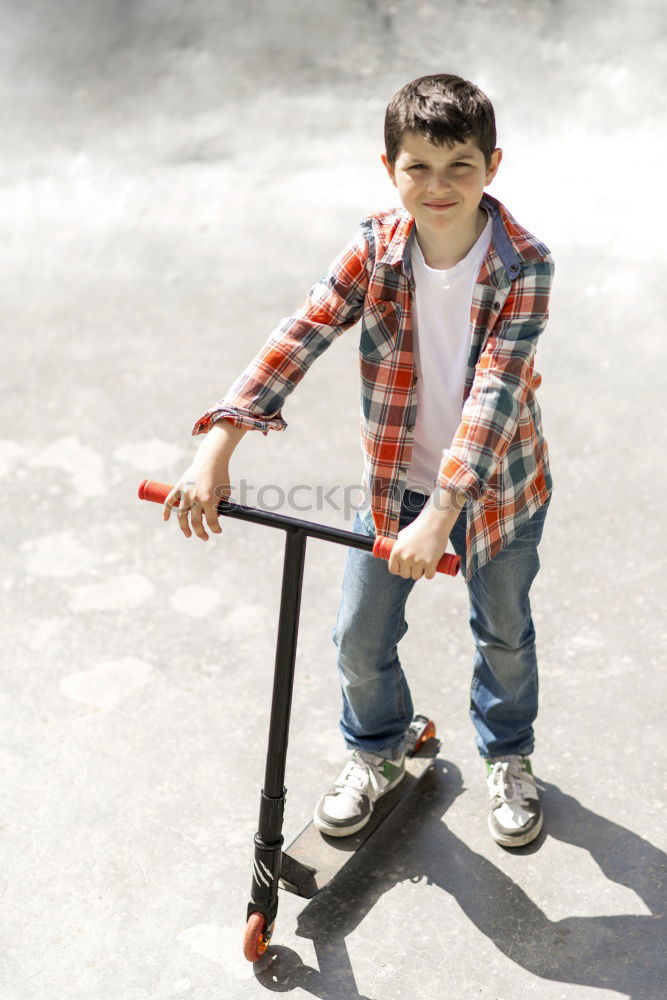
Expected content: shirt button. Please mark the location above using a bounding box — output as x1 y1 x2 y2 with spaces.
493 301 501 311
377 303 386 313
413 374 419 384
389 513 399 521
407 423 415 432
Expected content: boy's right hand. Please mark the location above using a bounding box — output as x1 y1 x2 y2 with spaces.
163 458 231 540
163 425 239 541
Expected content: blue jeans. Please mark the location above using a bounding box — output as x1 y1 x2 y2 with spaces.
331 489 551 760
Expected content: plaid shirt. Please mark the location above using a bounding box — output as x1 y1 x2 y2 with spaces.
192 192 554 581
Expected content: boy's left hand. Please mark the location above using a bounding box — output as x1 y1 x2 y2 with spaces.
387 505 454 580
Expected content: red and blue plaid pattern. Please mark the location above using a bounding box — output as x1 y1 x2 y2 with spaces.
192 192 554 580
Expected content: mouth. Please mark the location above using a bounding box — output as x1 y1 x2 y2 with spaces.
423 201 457 210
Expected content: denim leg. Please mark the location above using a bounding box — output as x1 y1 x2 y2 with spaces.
332 491 430 760
448 498 551 759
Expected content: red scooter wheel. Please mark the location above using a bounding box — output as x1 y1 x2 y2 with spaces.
243 912 272 962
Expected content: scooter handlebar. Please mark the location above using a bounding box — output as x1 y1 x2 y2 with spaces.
138 478 460 577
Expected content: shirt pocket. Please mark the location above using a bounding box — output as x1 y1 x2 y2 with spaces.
359 298 400 362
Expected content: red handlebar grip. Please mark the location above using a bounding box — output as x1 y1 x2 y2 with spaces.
138 479 174 504
372 536 460 577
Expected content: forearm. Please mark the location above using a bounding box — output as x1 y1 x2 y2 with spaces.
420 484 467 537
201 419 249 459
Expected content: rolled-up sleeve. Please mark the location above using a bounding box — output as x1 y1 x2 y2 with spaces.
191 225 371 437
436 254 555 499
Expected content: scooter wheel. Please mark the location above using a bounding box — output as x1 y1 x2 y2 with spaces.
243 912 272 962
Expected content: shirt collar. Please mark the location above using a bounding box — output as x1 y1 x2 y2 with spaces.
377 192 523 284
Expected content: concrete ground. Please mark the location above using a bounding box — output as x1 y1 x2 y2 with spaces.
2 1 665 998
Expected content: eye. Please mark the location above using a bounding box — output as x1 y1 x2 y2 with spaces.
408 164 427 170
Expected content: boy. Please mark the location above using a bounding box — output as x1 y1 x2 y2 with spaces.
163 74 554 848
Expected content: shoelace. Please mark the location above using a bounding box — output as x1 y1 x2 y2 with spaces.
489 758 535 806
333 751 382 801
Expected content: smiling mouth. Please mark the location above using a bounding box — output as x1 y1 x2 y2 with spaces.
423 201 457 208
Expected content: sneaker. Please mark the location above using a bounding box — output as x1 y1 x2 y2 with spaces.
313 750 405 837
486 755 543 847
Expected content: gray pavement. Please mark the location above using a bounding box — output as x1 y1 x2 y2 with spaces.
2 2 665 998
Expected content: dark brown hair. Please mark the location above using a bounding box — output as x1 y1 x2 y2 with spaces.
384 74 497 168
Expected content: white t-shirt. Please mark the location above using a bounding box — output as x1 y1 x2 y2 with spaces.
405 215 493 493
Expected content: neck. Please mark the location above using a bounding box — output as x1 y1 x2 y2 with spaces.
416 207 488 270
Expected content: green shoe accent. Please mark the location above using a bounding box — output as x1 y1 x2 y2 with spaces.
485 755 533 775
378 758 403 781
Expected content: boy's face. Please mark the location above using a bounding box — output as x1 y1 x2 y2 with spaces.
381 131 502 240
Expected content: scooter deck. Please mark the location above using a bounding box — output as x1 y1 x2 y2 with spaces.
279 736 440 899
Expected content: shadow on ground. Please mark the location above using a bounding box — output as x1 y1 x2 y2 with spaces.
252 761 666 999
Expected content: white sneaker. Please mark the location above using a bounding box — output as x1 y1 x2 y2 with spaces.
486 755 543 847
313 750 405 837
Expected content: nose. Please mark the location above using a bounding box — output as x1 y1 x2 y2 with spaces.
425 171 453 195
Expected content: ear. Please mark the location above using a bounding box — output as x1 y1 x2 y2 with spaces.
381 152 397 187
485 148 503 186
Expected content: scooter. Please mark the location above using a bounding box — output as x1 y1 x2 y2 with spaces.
138 480 460 961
